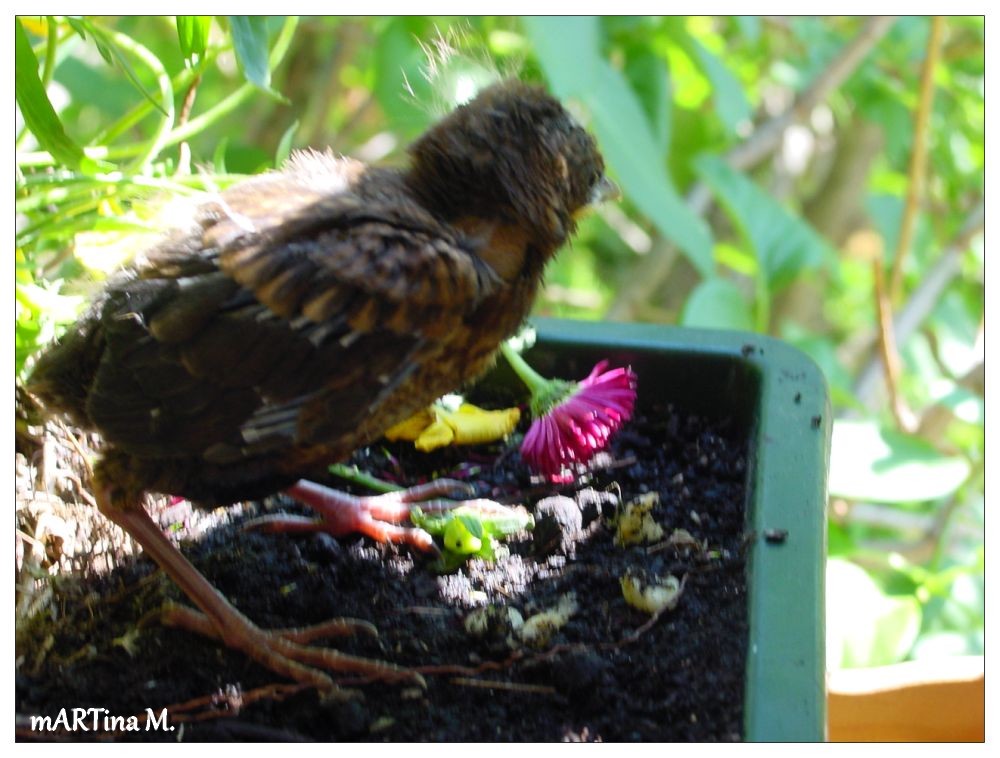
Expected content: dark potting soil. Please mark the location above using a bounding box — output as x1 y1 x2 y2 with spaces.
15 395 750 742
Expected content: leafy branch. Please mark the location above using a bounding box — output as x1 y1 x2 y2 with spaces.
608 16 897 320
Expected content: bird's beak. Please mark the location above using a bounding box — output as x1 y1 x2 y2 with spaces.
590 175 621 205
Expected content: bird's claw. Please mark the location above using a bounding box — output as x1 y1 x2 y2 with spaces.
241 478 481 552
159 601 423 693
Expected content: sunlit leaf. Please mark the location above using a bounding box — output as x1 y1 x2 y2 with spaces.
212 137 229 174
177 16 211 66
829 419 971 503
681 278 753 330
827 558 922 668
713 240 757 276
229 16 285 100
663 43 711 109
65 17 112 63
15 282 85 322
933 385 984 425
67 18 168 116
928 290 982 376
675 32 752 134
74 229 157 274
14 20 90 171
274 120 299 168
911 631 983 659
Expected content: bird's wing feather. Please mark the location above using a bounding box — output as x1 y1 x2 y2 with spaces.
83 165 499 462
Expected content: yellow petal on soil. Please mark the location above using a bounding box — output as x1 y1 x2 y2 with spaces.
621 573 683 615
614 492 665 546
385 404 520 450
413 417 456 452
444 404 520 445
384 408 436 441
519 593 577 648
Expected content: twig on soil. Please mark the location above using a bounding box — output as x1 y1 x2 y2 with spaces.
450 677 558 695
138 682 309 724
399 605 457 617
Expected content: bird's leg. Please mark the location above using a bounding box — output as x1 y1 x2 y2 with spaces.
247 478 494 551
96 489 422 693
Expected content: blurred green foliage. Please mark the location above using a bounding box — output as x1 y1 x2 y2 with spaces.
15 15 984 669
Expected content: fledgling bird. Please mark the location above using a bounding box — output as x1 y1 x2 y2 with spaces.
28 80 617 692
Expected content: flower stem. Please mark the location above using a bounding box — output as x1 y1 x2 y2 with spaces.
328 463 401 493
499 341 550 395
500 341 575 418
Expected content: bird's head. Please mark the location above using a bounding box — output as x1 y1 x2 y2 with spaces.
407 80 617 250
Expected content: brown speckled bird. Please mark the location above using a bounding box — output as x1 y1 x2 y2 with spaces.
28 80 617 692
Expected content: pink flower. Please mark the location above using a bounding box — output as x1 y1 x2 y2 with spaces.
519 361 637 482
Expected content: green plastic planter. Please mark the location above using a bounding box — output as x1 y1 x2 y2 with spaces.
513 317 830 742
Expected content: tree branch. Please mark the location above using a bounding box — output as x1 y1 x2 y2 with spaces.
608 16 897 321
888 16 945 303
873 258 914 431
854 201 984 408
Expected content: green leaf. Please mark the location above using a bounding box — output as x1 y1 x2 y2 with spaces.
228 16 285 100
694 154 831 290
588 62 714 276
372 18 433 137
680 278 753 330
177 16 211 65
623 47 672 152
829 419 971 503
15 282 85 323
522 16 602 94
827 558 922 668
274 120 299 168
524 17 714 276
68 18 168 116
677 34 752 135
928 290 982 376
733 16 761 42
14 20 89 171
212 137 229 173
65 17 112 63
457 514 485 540
933 385 984 426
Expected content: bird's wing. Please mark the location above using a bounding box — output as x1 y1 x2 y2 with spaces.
84 164 500 462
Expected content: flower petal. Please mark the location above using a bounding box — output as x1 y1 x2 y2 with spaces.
520 361 638 481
